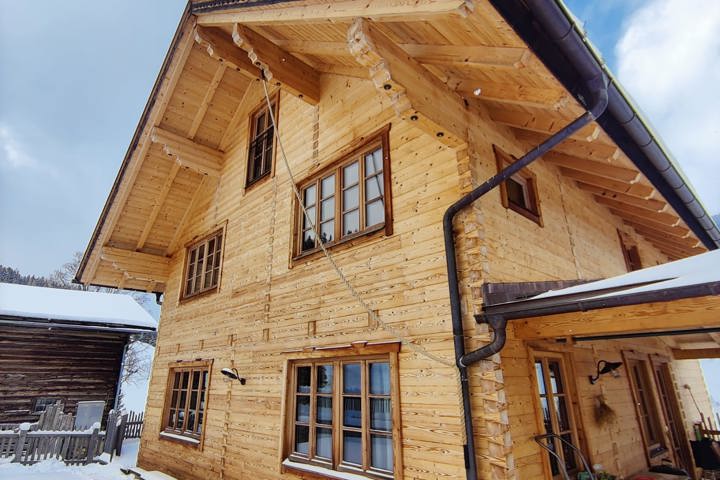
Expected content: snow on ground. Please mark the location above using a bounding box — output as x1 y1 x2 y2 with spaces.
120 342 155 412
0 439 174 480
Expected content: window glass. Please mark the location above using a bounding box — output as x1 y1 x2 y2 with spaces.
164 364 210 441
184 231 223 298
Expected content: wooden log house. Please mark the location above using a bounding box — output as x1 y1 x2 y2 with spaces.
76 1 720 479
0 283 156 424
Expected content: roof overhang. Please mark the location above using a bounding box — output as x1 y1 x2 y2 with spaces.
0 314 156 335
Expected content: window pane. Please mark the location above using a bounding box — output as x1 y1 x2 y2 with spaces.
182 372 190 389
561 433 578 471
196 412 203 434
317 365 333 393
297 366 311 393
371 434 393 471
548 361 564 394
506 177 527 208
343 397 362 428
371 398 392 431
320 221 334 244
171 390 178 407
316 427 332 459
343 431 362 465
317 397 332 425
540 397 552 433
169 409 176 428
321 197 335 221
302 230 316 251
173 372 181 389
343 210 359 236
187 410 196 432
295 425 309 455
321 175 335 198
535 362 546 395
343 185 359 210
366 199 384 227
304 185 316 207
303 207 316 230
343 364 361 394
554 396 570 431
369 362 390 395
190 391 198 410
343 161 359 187
177 409 185 429
365 149 382 175
296 395 310 423
365 174 384 200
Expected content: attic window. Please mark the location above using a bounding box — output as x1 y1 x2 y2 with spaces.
495 146 542 226
246 93 279 188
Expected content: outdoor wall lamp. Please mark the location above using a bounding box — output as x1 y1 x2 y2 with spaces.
221 367 246 385
589 360 623 384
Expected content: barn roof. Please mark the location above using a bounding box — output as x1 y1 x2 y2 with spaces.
0 283 157 333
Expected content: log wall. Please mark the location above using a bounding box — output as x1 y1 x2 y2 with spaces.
0 325 126 424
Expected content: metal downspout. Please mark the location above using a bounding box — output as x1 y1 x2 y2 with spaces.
443 75 608 480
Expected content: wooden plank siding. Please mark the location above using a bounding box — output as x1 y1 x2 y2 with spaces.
0 326 127 424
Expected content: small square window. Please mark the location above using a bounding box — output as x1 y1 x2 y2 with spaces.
182 229 224 300
246 94 279 187
495 145 542 226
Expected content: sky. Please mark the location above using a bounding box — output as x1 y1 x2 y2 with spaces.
0 1 718 410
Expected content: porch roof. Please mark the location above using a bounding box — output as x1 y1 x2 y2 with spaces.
481 250 720 358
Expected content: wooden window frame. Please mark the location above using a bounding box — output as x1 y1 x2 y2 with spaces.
180 227 225 302
281 344 402 480
617 230 642 272
530 350 585 480
245 92 280 189
622 351 668 462
32 397 62 414
159 359 213 449
292 125 393 260
494 145 543 226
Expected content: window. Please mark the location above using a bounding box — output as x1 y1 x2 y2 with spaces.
295 127 392 257
284 353 400 479
246 94 279 187
618 230 642 271
182 229 223 299
533 354 582 479
627 358 666 457
161 361 211 445
495 145 542 226
33 397 61 414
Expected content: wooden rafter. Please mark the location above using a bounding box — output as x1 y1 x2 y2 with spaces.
579 183 667 212
83 18 197 285
560 168 655 198
458 80 569 109
166 176 211 256
196 0 474 26
609 209 691 238
489 109 601 143
136 162 181 251
672 348 720 360
545 151 640 183
151 126 223 178
594 196 680 226
188 64 226 139
625 222 701 250
195 25 260 78
347 17 516 150
100 246 171 283
515 129 620 162
232 24 320 104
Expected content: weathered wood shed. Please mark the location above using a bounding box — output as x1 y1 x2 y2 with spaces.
0 283 156 424
75 1 720 479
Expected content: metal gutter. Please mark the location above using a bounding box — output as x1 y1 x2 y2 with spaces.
191 0 297 14
488 0 720 250
0 315 156 334
74 2 193 289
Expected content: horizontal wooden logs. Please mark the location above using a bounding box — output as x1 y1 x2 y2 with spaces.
100 246 172 281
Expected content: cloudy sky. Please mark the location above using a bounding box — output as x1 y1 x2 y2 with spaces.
0 1 718 405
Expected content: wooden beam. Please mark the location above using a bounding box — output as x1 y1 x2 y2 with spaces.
594 196 680 226
188 64 226 139
196 0 474 26
625 222 701 250
136 161 181 251
83 18 197 285
315 63 369 79
515 129 620 162
151 126 223 177
609 209 691 238
560 168 655 198
489 108 601 143
458 80 568 109
166 176 210 256
672 348 720 360
347 17 516 150
195 25 260 78
512 295 720 340
544 151 640 183
232 24 321 104
580 183 667 212
100 246 171 283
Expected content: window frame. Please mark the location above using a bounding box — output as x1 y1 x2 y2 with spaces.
618 230 642 272
32 397 62 414
159 359 213 448
494 145 543 226
281 344 402 480
245 92 280 189
180 228 225 301
292 125 393 261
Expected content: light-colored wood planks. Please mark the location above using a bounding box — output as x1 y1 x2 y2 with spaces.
151 126 224 177
188 64 226 138
672 348 720 360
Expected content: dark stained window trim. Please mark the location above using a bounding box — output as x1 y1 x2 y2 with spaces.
494 145 543 227
245 92 280 189
180 227 225 302
292 125 393 261
618 230 643 272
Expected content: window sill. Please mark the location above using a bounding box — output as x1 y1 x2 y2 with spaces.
282 459 391 480
159 431 200 447
179 285 218 304
292 224 386 265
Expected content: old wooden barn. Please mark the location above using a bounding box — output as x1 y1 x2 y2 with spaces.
0 283 156 424
76 0 720 479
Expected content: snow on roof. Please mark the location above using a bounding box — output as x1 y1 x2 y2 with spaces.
533 249 720 302
0 283 157 330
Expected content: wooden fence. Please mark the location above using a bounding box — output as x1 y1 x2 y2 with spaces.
124 411 144 439
0 425 104 465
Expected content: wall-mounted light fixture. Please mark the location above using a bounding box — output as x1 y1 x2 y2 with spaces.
221 367 246 385
589 360 623 385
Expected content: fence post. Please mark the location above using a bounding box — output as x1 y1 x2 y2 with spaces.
116 414 128 456
86 424 100 465
14 423 29 463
